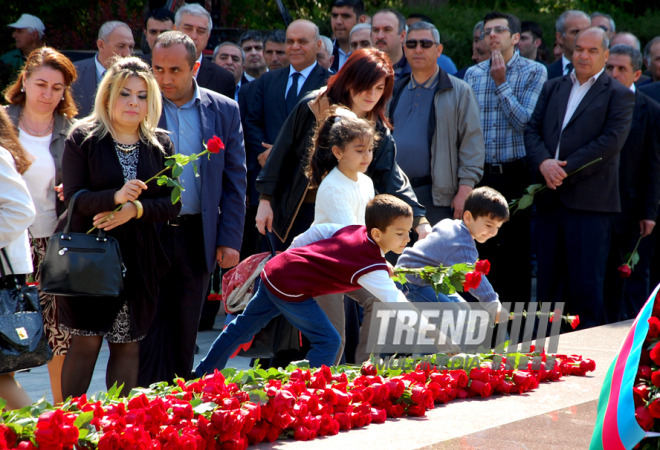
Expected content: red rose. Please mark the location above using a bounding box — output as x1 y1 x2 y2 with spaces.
469 380 492 398
475 259 490 275
272 389 296 410
650 342 660 365
206 136 225 154
410 385 434 407
650 398 660 419
386 379 405 399
652 371 660 388
361 363 378 376
638 365 652 382
406 404 426 417
370 407 387 423
634 384 651 407
207 293 222 301
570 315 580 330
618 264 632 278
636 406 655 431
293 426 317 441
463 271 482 291
16 442 36 450
649 317 660 340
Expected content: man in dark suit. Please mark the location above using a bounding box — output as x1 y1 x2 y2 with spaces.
172 3 234 99
71 21 134 117
546 10 591 79
640 80 660 104
639 37 660 87
602 45 660 323
245 19 330 178
139 31 246 386
525 27 635 329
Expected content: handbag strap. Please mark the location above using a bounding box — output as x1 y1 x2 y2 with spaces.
62 189 89 236
0 247 21 291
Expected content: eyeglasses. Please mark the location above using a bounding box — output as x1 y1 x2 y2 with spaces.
481 26 511 38
405 39 437 49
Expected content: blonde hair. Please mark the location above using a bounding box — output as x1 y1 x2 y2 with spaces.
70 56 163 150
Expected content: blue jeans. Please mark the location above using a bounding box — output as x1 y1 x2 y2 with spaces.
195 284 341 374
397 282 465 303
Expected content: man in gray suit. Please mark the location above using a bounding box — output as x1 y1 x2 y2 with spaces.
70 21 134 118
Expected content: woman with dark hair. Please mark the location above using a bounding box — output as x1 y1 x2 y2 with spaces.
254 48 430 365
3 47 78 404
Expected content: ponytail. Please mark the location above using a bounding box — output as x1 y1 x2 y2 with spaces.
305 106 377 188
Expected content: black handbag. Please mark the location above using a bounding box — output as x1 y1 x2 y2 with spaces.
41 190 126 297
236 233 302 359
0 248 53 374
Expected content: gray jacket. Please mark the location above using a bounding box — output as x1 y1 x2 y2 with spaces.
6 103 73 216
390 68 485 206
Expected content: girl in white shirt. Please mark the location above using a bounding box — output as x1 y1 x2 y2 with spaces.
304 107 379 365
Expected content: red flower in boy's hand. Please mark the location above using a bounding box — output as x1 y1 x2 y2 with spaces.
475 259 490 275
463 271 482 291
618 264 632 278
207 136 225 154
569 315 580 330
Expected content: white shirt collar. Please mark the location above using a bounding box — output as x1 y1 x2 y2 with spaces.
94 54 106 80
630 82 636 93
243 72 255 82
570 67 605 86
289 61 317 79
562 54 572 72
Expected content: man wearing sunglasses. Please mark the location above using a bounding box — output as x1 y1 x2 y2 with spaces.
464 12 547 307
389 21 485 226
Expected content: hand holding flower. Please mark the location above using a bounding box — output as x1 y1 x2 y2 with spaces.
114 179 147 205
93 203 137 231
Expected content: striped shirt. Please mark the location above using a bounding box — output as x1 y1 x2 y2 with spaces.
464 51 547 164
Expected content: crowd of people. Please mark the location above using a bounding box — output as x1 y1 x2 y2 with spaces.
0 0 659 407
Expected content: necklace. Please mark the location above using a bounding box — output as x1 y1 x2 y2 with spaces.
114 140 140 153
19 110 54 137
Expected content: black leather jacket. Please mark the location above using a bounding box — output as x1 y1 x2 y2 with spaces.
256 89 426 242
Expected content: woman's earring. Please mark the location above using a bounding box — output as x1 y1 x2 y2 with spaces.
20 86 25 92
61 97 65 101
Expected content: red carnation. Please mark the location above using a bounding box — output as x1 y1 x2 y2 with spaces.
207 136 225 154
475 259 490 275
463 271 482 291
618 264 632 278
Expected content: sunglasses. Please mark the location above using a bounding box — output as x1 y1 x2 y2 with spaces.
405 39 437 49
481 26 511 38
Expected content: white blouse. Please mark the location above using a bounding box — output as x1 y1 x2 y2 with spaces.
19 129 57 238
0 146 36 275
314 167 375 226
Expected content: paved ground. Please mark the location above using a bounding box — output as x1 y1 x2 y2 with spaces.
14 314 250 404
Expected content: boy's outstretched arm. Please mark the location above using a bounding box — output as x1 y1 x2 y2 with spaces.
357 271 409 303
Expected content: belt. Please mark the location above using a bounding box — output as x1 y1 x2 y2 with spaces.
166 214 201 227
485 158 527 175
410 175 432 188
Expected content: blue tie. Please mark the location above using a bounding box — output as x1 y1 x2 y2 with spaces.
286 72 301 115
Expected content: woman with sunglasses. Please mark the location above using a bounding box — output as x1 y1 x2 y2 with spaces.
254 48 429 366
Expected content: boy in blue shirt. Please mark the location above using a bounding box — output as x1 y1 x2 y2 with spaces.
396 186 508 307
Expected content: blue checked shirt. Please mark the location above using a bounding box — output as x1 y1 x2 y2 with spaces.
464 51 547 164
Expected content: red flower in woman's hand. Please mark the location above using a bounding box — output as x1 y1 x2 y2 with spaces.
207 136 225 153
475 260 490 275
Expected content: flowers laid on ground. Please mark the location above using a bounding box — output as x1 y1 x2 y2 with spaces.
393 259 490 295
510 309 580 330
633 297 660 433
0 350 595 450
87 136 225 234
508 158 603 215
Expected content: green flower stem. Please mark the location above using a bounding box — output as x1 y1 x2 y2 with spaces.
85 149 211 234
625 234 644 266
509 157 603 212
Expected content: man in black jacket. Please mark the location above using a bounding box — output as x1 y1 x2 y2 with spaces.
173 3 234 99
602 45 660 322
525 27 635 329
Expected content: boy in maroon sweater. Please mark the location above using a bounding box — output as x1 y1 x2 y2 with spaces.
194 195 413 374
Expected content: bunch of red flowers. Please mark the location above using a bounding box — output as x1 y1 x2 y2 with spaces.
0 352 595 450
463 259 491 291
633 300 660 431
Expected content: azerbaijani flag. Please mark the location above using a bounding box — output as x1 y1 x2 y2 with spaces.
590 284 660 449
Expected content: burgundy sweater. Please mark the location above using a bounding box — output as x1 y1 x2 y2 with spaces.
261 225 387 301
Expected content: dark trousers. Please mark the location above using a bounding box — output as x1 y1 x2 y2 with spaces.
604 220 655 323
536 205 612 329
138 215 210 386
477 165 532 305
